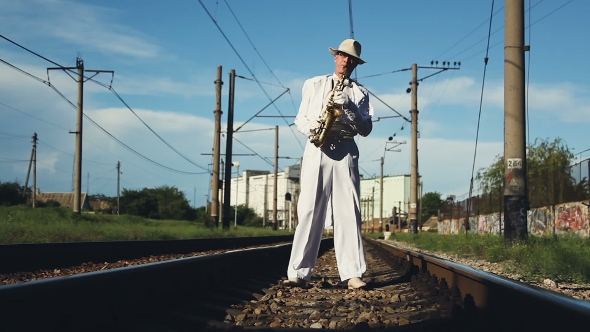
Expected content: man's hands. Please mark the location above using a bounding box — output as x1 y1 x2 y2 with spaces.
332 90 349 107
309 118 323 134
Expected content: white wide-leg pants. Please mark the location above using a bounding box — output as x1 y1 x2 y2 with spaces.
286 138 366 281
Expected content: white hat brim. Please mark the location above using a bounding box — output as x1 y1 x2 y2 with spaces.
329 47 365 64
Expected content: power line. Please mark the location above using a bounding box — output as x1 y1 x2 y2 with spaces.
433 5 505 60
197 0 304 151
453 0 573 63
467 0 496 220
0 54 204 176
0 101 70 131
39 140 112 166
1 33 208 172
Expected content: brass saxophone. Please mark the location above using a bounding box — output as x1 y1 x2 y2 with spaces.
309 70 351 148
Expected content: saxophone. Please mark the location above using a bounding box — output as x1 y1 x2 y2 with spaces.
309 70 351 148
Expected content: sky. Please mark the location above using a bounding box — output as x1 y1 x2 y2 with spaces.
1 0 588 208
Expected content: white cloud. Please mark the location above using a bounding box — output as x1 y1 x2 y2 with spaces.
1 0 160 59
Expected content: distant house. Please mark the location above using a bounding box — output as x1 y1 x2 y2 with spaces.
422 216 439 231
35 191 91 210
89 200 115 213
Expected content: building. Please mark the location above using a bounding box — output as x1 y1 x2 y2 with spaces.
227 163 300 229
35 190 91 210
359 174 413 232
226 159 414 231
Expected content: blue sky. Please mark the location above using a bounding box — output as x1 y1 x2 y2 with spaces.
1 0 588 207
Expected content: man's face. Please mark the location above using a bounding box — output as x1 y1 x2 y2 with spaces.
334 51 359 77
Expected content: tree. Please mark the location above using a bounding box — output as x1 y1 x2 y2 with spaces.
476 137 583 210
118 186 197 221
420 191 444 224
0 181 27 206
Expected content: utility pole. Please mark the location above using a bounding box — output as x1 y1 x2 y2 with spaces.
33 133 36 208
116 161 121 215
24 133 38 207
222 69 236 230
73 58 84 213
211 66 223 228
379 156 384 232
409 63 419 234
48 58 113 214
406 62 460 233
273 125 279 230
504 0 528 241
220 159 224 223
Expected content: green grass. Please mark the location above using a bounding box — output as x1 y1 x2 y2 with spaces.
383 231 590 284
0 205 292 244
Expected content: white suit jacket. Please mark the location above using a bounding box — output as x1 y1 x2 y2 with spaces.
294 74 374 138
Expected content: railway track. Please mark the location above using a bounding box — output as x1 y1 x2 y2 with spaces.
0 237 589 331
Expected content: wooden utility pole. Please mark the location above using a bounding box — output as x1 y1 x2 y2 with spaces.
24 133 37 207
409 63 419 234
116 161 121 215
48 58 113 214
504 0 528 241
211 66 223 228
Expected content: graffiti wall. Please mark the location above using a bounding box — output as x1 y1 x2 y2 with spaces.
438 200 590 237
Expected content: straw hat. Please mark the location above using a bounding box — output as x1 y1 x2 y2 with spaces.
329 39 365 64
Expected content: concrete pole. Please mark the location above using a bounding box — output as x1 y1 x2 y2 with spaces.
223 69 236 230
409 63 419 234
24 146 33 199
504 0 528 241
32 132 37 208
117 161 121 215
272 125 279 230
380 157 384 232
211 66 223 227
73 58 84 213
234 162 239 228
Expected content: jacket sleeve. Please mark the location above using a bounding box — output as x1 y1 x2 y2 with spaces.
347 86 373 137
294 79 316 137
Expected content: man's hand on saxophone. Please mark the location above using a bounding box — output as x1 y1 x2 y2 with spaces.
332 90 349 109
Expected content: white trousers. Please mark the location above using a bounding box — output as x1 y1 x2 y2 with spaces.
287 138 366 281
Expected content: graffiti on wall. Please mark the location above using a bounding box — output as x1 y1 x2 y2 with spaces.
438 200 589 237
554 202 589 236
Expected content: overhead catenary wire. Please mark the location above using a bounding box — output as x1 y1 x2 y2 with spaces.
198 0 304 151
455 0 574 64
0 56 204 176
466 0 495 220
0 33 209 173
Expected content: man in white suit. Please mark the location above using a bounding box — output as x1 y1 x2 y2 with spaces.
284 39 374 289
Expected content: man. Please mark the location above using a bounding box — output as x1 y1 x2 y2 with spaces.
284 39 374 289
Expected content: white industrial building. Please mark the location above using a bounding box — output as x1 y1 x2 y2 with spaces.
226 160 413 230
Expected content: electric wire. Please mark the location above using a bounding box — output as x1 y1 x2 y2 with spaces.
466 0 496 221
39 140 113 166
198 0 303 151
433 5 505 60
1 33 209 173
232 136 274 168
0 46 205 176
457 0 574 63
224 0 303 145
0 101 70 131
